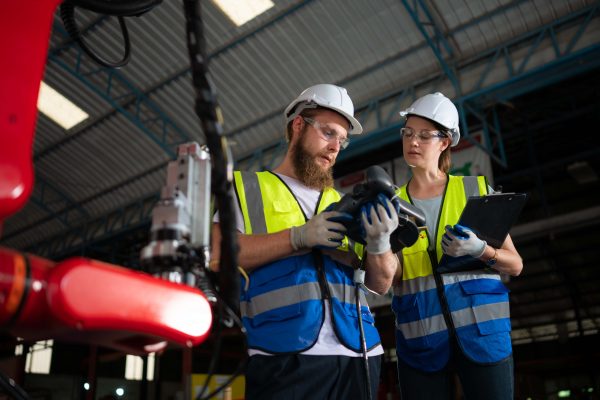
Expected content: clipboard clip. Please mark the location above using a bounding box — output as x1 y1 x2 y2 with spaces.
488 185 503 195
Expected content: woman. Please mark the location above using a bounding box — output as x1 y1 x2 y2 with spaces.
392 92 523 399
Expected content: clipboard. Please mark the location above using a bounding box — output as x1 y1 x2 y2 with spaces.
437 192 528 273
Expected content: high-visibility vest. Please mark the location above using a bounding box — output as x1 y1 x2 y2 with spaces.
392 175 512 372
234 171 380 353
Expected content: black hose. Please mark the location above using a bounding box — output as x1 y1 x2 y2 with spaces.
64 0 162 16
182 0 240 318
60 2 131 68
196 299 248 400
182 2 244 398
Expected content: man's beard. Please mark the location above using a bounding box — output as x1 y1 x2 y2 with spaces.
292 134 334 190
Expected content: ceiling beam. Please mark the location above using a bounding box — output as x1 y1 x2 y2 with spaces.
235 5 600 170
10 21 195 243
511 205 600 243
228 0 532 138
27 193 158 259
2 162 166 244
400 0 459 91
47 23 192 158
8 4 600 258
131 0 315 99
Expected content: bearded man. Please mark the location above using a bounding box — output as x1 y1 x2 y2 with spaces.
212 84 399 400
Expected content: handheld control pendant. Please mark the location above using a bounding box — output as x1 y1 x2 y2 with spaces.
331 166 426 252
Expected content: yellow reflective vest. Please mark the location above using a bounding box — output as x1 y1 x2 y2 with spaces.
234 171 380 353
392 175 512 372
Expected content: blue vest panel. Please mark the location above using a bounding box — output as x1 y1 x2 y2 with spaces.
235 171 381 354
392 175 512 371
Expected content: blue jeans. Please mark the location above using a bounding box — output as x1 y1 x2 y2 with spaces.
397 346 514 400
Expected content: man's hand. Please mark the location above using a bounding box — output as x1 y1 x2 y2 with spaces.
441 224 486 257
361 194 399 255
290 211 350 250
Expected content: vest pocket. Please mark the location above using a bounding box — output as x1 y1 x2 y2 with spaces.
338 299 374 324
459 278 509 295
331 299 378 350
458 278 510 302
248 262 297 289
458 279 511 336
246 260 302 328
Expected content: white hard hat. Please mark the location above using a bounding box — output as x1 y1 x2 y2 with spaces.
284 84 363 135
399 92 460 146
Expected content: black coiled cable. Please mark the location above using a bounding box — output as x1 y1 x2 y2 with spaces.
182 0 240 317
59 0 162 68
182 2 242 398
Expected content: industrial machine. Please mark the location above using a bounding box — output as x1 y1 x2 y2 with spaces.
0 1 241 398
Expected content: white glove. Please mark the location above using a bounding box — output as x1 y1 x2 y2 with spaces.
290 211 348 250
361 194 399 255
441 224 486 258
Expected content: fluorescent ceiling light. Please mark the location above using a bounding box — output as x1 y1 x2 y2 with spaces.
37 81 89 130
212 0 274 26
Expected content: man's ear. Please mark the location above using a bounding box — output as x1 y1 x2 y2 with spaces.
292 115 304 131
290 115 305 141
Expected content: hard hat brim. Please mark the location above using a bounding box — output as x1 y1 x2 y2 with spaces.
331 107 362 135
285 101 363 135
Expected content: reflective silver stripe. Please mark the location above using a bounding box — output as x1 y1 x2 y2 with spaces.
441 271 501 285
240 171 267 234
396 301 509 340
331 283 368 306
239 280 364 318
240 281 321 318
393 275 436 296
393 271 501 296
462 176 480 198
396 313 447 339
451 301 510 329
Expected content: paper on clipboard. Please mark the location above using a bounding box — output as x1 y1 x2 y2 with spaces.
437 192 527 273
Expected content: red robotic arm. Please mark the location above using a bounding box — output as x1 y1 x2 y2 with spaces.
0 2 60 226
0 247 212 354
0 1 212 355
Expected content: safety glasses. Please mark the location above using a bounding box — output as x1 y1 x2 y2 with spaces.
303 117 350 149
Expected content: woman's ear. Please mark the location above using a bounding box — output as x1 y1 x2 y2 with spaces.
440 138 450 152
